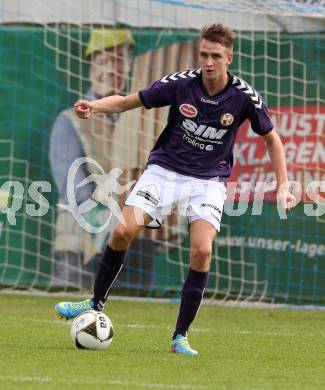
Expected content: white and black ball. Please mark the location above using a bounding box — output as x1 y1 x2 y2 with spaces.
70 310 114 350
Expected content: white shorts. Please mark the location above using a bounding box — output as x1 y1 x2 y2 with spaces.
125 164 227 232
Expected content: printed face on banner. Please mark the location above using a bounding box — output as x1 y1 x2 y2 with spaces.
89 44 131 97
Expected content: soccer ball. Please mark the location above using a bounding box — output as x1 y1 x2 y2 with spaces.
70 310 114 350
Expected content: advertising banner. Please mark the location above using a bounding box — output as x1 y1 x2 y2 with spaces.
0 27 324 304
231 106 325 201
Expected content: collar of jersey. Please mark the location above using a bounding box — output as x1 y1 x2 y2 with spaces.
198 71 234 99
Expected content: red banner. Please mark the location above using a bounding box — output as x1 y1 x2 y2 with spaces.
229 106 325 202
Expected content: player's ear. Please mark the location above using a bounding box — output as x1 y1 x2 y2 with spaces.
226 52 233 66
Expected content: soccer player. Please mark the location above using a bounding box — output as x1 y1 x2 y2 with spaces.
55 24 296 355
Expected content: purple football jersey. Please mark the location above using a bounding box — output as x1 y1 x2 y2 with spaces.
138 69 273 180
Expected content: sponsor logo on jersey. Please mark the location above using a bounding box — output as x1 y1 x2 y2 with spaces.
220 113 234 126
183 134 206 150
179 104 197 118
201 97 218 106
182 118 228 140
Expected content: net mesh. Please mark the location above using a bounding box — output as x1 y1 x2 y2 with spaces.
0 0 324 305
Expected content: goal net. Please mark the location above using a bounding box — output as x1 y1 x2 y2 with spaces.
0 0 324 306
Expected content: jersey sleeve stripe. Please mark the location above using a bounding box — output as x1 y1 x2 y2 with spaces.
232 75 263 109
160 68 201 83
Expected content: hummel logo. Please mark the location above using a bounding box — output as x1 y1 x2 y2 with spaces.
201 97 218 106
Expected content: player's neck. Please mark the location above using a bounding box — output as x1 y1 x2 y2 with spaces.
202 72 229 97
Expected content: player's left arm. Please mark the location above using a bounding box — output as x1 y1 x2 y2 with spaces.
263 129 296 210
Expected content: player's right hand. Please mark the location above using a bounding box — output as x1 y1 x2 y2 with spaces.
74 100 94 119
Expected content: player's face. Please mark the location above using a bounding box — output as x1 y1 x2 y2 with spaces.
199 39 233 82
90 44 131 97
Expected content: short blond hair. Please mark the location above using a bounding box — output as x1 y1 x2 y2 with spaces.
200 24 234 51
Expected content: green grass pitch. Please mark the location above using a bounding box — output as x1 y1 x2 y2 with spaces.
0 295 324 389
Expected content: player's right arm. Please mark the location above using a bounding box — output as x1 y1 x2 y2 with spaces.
74 93 143 119
75 70 179 119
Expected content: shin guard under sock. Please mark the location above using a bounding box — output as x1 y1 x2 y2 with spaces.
173 268 209 339
92 245 126 310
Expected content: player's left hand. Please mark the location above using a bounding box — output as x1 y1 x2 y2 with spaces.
277 186 296 212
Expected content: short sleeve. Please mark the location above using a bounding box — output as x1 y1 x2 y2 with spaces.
139 76 176 109
247 94 274 136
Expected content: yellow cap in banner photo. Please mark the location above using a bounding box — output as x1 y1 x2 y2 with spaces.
0 189 10 208
85 29 135 57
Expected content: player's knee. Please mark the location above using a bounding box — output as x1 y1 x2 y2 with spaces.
110 224 135 249
191 245 212 261
190 245 212 272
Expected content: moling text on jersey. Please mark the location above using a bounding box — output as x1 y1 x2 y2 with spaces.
181 118 229 151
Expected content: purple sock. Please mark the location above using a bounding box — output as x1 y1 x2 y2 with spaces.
173 268 209 339
92 245 126 310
